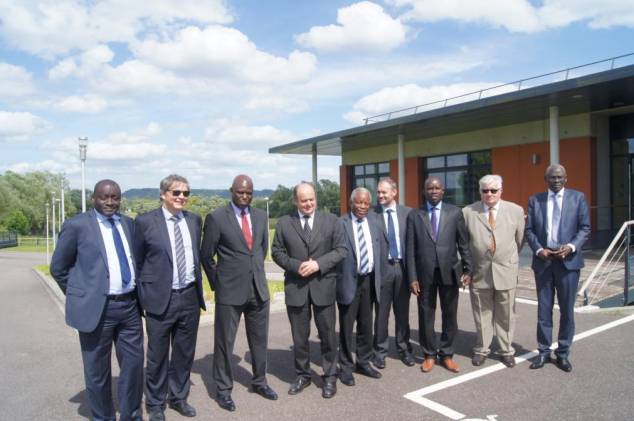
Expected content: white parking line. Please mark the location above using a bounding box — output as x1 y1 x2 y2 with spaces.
404 314 634 420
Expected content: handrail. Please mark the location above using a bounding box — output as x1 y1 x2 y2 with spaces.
577 220 634 298
364 52 634 125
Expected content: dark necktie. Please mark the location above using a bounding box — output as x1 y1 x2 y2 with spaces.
107 218 131 286
241 209 253 250
430 207 438 241
357 218 370 275
170 216 187 288
302 214 311 242
386 209 399 260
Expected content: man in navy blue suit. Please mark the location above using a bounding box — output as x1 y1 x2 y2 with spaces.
525 164 590 372
51 180 144 421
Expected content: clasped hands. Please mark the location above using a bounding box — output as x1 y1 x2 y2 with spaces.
410 274 472 296
298 258 319 277
538 245 573 261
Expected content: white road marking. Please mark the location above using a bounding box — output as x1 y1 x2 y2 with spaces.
404 314 634 419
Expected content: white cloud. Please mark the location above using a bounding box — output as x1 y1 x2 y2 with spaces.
295 1 407 53
0 111 49 140
389 0 634 32
0 0 233 58
54 95 108 113
204 120 296 149
48 45 114 80
0 63 35 98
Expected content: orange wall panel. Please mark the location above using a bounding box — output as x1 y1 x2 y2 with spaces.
405 157 422 208
339 165 350 215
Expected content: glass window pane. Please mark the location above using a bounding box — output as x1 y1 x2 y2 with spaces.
352 177 364 188
447 154 468 167
365 164 376 175
354 165 364 176
426 156 444 169
445 170 466 206
378 162 390 173
470 151 491 165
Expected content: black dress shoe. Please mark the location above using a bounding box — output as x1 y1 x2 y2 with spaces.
339 370 355 386
529 354 550 369
147 407 165 421
322 379 337 399
399 352 415 367
288 377 312 395
472 354 487 366
372 355 386 369
502 355 516 368
355 363 382 379
217 395 236 412
555 356 572 372
169 400 196 417
252 384 278 400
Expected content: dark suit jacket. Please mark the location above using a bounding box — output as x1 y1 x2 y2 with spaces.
336 212 383 305
200 204 269 305
525 188 591 275
374 204 411 283
50 209 136 333
134 208 205 315
406 202 472 286
271 211 347 307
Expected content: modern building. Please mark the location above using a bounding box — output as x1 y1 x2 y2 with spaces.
270 54 634 241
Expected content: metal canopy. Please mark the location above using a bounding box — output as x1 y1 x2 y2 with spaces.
269 64 634 156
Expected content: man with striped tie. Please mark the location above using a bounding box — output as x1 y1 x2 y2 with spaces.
336 187 383 386
135 174 206 421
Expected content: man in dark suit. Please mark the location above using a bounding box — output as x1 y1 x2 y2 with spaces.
525 164 590 372
372 177 414 369
50 180 143 421
271 182 347 398
134 174 206 420
336 187 383 386
406 176 472 374
200 174 278 411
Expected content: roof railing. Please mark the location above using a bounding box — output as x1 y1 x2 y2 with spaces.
364 52 634 125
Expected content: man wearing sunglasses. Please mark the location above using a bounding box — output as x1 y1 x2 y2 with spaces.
462 175 525 368
134 174 206 421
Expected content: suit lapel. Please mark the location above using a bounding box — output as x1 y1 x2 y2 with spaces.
419 209 435 242
155 208 173 264
309 212 322 247
90 209 109 269
225 204 250 250
476 202 492 232
184 212 199 265
290 212 308 246
343 214 357 260
118 216 136 268
374 206 389 241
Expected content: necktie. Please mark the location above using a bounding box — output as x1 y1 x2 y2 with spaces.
170 216 187 288
357 218 370 275
107 218 131 286
551 194 561 247
302 214 311 242
241 209 253 250
386 209 399 260
431 207 438 241
488 207 496 254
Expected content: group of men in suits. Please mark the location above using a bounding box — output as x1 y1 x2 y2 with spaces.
49 163 589 419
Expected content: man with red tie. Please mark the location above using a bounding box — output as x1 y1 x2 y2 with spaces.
201 174 278 412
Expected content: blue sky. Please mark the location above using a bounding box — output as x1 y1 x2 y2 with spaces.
1 0 633 190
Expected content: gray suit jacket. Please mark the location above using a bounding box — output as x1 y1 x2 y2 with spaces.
406 202 472 287
463 200 525 290
336 212 383 305
374 204 411 283
200 204 269 305
271 211 347 306
50 209 136 332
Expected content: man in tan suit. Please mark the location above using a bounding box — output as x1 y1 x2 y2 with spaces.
463 174 525 368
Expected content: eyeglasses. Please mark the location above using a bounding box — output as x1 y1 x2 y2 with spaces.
481 189 500 194
169 190 190 197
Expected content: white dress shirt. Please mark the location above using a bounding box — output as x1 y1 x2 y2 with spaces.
382 204 401 259
350 212 374 274
95 211 136 294
231 202 253 236
162 207 195 289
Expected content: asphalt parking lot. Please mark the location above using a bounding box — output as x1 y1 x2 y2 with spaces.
2 250 633 421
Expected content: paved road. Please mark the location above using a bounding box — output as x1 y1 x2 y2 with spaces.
1 250 633 420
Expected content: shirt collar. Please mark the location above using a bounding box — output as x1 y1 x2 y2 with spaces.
350 212 365 222
298 210 314 219
382 203 397 212
483 201 499 212
549 187 565 198
95 210 120 222
426 201 442 211
161 206 183 220
231 202 249 216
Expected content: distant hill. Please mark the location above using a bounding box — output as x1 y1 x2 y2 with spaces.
123 188 274 199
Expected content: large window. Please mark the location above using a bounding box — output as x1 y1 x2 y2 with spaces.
424 151 491 206
352 162 390 203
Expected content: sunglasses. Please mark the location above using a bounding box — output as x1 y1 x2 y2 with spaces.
169 190 190 197
481 189 500 194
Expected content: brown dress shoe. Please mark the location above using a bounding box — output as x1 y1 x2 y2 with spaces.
421 357 436 373
442 357 460 373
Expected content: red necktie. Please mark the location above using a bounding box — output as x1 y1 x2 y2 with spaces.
241 210 253 250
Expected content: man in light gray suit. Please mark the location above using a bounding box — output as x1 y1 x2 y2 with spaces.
372 177 414 369
463 174 525 368
272 182 347 399
200 174 278 412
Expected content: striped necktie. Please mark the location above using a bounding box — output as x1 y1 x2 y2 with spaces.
170 216 187 288
357 218 370 275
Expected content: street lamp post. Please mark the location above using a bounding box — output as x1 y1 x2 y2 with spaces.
51 192 56 249
45 203 50 264
264 197 270 235
56 198 62 230
78 137 88 212
60 175 65 224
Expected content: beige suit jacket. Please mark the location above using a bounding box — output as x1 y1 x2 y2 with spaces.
463 200 525 290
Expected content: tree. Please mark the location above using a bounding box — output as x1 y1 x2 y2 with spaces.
267 185 294 218
316 179 340 215
4 209 31 235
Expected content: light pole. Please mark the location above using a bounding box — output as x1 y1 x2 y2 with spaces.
56 198 62 229
264 197 270 235
78 137 88 212
60 175 65 224
51 192 56 249
45 202 50 264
